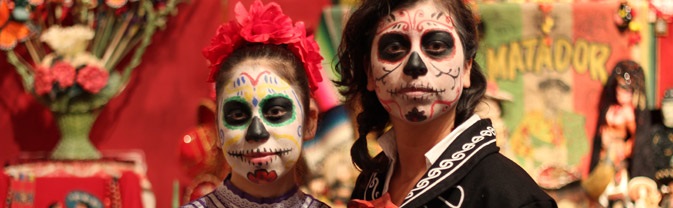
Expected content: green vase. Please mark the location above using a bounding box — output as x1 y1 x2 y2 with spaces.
50 112 102 160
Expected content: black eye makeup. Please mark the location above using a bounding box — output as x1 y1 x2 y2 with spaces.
421 31 454 58
378 33 410 62
223 99 251 127
261 96 294 124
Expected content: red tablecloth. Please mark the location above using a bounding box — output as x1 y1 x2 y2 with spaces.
1 160 147 208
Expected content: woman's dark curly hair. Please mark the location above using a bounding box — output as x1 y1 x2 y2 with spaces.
335 0 486 172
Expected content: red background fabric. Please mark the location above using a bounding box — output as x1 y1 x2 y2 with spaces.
0 0 329 207
34 177 109 208
658 21 673 107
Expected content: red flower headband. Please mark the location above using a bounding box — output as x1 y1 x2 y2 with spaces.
202 0 323 93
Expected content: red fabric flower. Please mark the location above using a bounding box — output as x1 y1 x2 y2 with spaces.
234 0 298 44
51 61 76 88
287 21 323 92
203 21 242 82
202 0 323 93
34 66 54 95
76 65 109 94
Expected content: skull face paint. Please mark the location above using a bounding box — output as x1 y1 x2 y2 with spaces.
218 62 304 184
369 1 470 123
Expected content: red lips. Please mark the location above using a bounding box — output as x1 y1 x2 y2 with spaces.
398 87 435 93
247 169 278 183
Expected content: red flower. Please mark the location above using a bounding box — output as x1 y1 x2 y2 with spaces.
202 0 323 93
76 65 109 94
51 61 76 88
288 21 323 92
234 0 298 44
203 21 242 82
538 3 552 14
628 32 641 46
34 66 54 95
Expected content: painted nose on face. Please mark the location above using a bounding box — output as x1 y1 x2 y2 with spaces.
246 117 270 142
403 52 428 79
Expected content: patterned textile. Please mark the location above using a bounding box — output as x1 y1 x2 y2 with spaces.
182 177 330 208
2 158 148 208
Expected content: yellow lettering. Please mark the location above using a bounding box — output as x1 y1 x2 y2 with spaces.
553 38 572 73
589 43 610 83
484 37 612 82
508 41 525 78
535 38 553 73
572 40 589 74
521 38 538 71
486 46 509 80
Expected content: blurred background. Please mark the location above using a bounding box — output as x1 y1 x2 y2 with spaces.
1 0 672 207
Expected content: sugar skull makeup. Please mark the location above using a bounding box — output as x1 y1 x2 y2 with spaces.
369 1 470 123
217 62 304 184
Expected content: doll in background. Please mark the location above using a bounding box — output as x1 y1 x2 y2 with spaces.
336 0 555 207
585 60 653 207
181 1 329 207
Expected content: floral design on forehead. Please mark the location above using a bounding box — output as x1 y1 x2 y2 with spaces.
202 0 323 93
369 2 468 123
377 8 455 34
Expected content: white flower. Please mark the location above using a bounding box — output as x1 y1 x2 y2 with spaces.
40 25 95 58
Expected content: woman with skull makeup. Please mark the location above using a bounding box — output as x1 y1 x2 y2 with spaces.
336 0 556 207
181 1 329 207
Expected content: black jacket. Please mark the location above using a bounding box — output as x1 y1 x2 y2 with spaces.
351 119 557 208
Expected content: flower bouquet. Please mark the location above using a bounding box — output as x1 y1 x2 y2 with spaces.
2 0 181 160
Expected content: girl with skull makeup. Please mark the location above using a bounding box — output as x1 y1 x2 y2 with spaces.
181 1 329 207
336 0 556 207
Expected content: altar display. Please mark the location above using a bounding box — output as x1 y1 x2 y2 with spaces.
1 0 183 206
1 150 154 208
2 0 181 160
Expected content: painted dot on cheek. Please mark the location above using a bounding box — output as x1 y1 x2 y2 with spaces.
219 129 225 146
297 125 302 138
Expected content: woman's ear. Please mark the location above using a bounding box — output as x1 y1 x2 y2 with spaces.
215 125 223 148
462 59 473 88
367 68 376 91
303 99 320 141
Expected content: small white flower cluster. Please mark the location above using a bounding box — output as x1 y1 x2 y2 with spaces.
40 25 95 58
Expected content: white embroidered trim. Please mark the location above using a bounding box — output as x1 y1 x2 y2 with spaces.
438 186 464 208
400 126 496 207
365 172 380 200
